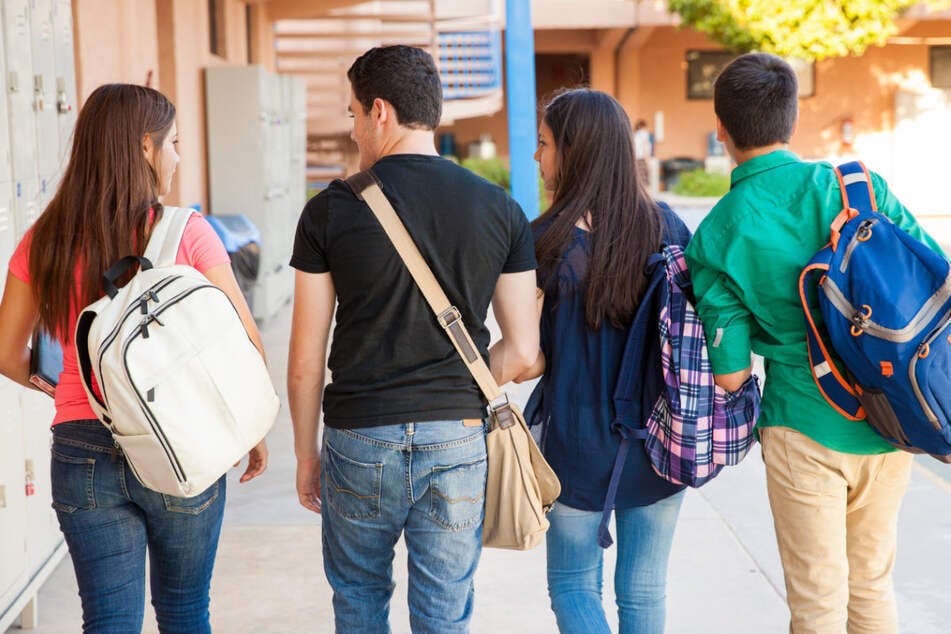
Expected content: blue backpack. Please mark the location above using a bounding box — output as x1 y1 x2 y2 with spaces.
799 161 951 462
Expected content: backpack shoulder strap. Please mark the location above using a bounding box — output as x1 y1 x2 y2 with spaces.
794 164 870 421
836 161 877 214
798 261 866 420
597 250 667 549
611 251 667 428
144 206 195 267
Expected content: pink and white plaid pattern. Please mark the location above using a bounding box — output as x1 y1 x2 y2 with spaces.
644 246 760 487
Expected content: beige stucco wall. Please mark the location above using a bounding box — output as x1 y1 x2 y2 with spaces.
67 5 950 197
622 23 951 163
443 21 951 176
73 0 161 99
72 0 258 211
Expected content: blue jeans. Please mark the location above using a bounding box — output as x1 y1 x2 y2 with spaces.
547 491 685 634
321 420 487 634
51 420 226 633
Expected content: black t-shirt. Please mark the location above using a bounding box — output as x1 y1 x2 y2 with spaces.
290 154 537 429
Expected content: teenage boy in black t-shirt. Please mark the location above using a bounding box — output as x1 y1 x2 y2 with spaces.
287 45 539 633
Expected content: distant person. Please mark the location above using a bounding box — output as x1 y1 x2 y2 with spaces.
287 45 539 633
0 83 268 632
502 88 690 634
634 118 652 186
685 53 943 633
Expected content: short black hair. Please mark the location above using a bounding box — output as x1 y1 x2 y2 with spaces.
714 53 798 150
347 45 442 129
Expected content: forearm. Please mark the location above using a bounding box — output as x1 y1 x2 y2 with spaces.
489 273 542 385
287 369 324 460
0 348 34 389
514 348 545 383
714 366 751 392
489 339 540 385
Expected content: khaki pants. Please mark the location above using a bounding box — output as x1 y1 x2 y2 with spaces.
760 426 913 634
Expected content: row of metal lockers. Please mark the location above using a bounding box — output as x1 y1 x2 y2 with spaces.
0 0 77 629
205 64 308 323
0 5 310 628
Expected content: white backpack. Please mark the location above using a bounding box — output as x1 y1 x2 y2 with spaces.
75 207 280 497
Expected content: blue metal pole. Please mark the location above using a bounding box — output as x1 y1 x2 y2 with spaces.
504 0 539 218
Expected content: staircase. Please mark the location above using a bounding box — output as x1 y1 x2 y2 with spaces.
272 0 503 189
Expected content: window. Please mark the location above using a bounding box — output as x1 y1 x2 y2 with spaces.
246 4 253 64
686 50 815 99
788 57 815 98
931 46 951 88
686 50 734 100
209 0 226 58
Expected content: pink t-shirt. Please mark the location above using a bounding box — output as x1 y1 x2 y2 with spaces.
10 213 231 424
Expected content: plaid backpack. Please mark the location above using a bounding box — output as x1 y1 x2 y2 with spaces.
598 245 761 547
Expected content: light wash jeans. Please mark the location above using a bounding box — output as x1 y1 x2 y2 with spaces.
321 420 487 634
547 491 685 634
51 420 225 633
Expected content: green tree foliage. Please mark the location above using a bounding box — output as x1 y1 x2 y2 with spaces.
668 0 945 61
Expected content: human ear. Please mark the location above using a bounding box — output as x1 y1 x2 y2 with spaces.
372 98 386 123
142 133 155 164
715 117 728 143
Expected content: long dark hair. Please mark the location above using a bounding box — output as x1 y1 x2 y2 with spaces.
28 83 176 342
532 88 662 330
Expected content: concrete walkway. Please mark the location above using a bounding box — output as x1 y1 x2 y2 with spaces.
6 298 951 633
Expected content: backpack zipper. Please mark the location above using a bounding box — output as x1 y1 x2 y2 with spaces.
96 275 183 409
839 219 876 273
822 276 951 343
907 310 951 431
119 283 231 486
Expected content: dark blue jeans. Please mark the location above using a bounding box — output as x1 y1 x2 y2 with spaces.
51 420 225 633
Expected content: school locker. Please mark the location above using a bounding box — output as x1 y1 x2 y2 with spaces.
205 65 307 323
0 0 71 628
20 389 59 569
30 0 58 185
0 183 15 288
2 0 38 183
0 383 27 601
52 0 76 170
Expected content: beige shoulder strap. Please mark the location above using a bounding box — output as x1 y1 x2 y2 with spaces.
346 169 504 405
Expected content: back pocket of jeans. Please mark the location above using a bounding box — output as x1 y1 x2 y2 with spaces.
324 442 382 520
163 478 222 515
51 449 96 513
428 457 486 530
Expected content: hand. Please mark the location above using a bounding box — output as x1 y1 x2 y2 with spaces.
296 455 322 514
238 439 268 483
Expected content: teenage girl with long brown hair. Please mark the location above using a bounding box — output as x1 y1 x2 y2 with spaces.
0 84 267 632
522 88 691 633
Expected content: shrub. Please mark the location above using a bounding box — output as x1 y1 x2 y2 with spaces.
671 168 730 197
461 156 550 212
461 157 511 191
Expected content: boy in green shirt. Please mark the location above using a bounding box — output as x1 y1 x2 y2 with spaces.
685 53 940 633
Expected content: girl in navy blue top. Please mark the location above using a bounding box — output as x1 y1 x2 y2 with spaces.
521 89 690 634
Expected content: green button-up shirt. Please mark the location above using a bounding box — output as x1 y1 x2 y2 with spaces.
685 150 943 454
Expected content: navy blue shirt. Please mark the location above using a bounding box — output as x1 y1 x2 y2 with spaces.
527 204 691 511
